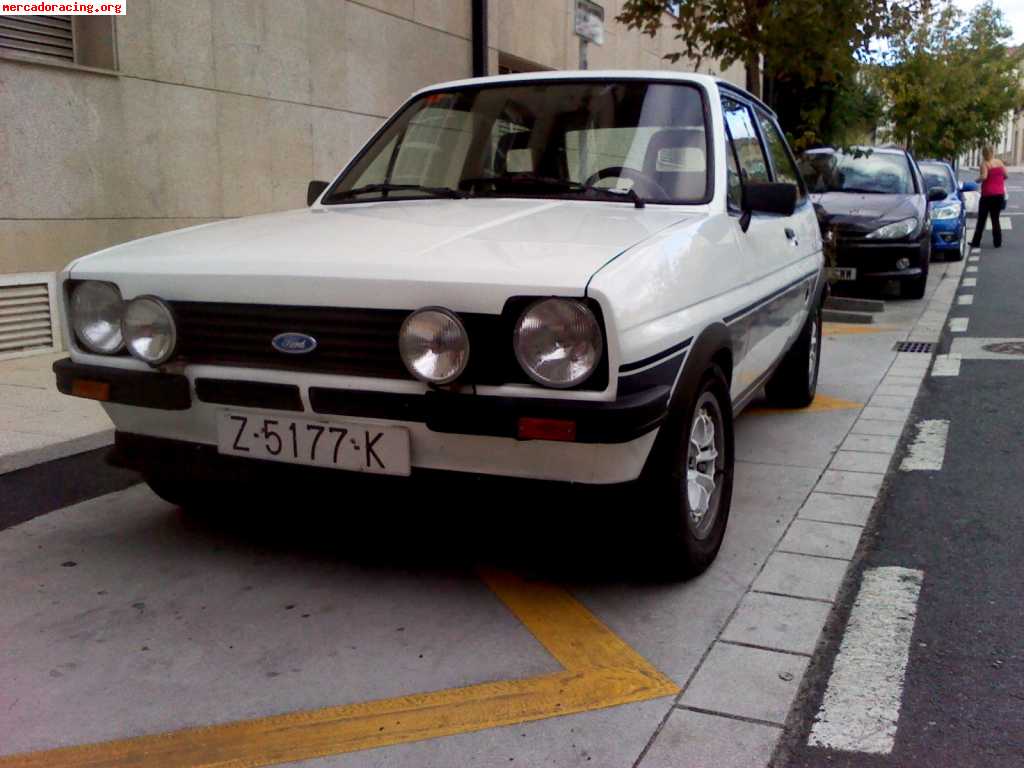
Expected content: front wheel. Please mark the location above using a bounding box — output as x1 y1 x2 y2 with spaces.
765 305 821 408
639 365 734 580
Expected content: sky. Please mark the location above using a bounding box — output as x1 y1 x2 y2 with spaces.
953 0 1024 45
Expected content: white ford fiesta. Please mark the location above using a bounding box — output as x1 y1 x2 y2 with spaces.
55 71 824 578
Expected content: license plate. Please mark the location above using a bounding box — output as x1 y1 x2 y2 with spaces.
216 410 410 476
827 267 857 281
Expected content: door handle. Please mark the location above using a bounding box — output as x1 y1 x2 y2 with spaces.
785 227 799 246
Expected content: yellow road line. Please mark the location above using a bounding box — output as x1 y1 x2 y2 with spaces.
747 392 863 416
823 323 901 336
0 573 678 768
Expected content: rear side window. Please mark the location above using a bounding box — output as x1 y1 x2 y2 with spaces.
756 110 805 203
721 98 770 185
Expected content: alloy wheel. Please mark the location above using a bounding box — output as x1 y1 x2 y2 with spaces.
686 391 725 539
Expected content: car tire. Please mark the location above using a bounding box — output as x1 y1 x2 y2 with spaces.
765 304 821 408
900 269 928 299
638 364 734 580
949 233 966 262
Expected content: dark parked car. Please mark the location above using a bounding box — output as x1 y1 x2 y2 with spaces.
919 159 977 262
798 147 946 299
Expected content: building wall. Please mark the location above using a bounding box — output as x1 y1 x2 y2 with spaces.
0 0 744 279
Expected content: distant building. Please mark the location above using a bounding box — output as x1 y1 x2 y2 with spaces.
0 0 743 359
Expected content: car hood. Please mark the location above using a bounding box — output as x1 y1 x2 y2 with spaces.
71 198 697 313
810 192 923 235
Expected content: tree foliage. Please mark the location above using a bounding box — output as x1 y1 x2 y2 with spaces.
877 0 1024 160
617 0 918 100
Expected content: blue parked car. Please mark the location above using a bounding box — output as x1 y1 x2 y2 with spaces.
919 160 978 261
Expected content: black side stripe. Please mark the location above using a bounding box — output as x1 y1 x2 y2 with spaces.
620 337 693 373
723 270 819 325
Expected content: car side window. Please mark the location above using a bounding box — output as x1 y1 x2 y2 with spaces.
756 110 806 203
721 98 770 186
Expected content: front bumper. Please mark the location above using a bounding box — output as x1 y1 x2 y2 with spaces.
930 217 964 251
54 358 664 484
834 238 929 280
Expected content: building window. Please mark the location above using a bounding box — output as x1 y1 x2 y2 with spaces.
0 14 116 70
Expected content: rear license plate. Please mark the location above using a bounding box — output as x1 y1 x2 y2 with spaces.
827 267 857 281
216 410 410 476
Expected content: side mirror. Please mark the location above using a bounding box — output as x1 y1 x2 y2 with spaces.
927 186 947 203
307 180 330 206
960 181 979 193
740 182 797 231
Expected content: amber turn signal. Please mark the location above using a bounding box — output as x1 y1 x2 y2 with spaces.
70 378 111 402
517 417 576 442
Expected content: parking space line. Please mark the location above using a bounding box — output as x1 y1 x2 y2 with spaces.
900 419 949 471
822 323 900 337
931 354 962 377
748 393 862 416
0 572 678 768
808 567 924 754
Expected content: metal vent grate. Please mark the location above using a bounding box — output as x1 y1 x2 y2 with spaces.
893 341 934 353
0 275 58 359
0 15 73 62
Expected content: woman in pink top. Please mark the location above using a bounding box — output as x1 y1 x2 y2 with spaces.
969 146 1007 249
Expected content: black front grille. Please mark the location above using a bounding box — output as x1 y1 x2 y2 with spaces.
172 302 413 379
169 300 608 390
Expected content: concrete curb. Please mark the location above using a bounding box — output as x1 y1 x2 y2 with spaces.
0 428 114 476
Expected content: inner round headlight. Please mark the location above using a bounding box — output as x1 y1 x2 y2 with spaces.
122 296 177 365
70 281 124 354
399 308 470 384
513 298 602 388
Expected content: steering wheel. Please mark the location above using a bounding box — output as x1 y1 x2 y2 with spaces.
584 166 668 199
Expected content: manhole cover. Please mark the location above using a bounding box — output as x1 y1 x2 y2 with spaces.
982 341 1024 356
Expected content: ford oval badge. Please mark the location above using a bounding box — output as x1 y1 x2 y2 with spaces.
272 332 318 355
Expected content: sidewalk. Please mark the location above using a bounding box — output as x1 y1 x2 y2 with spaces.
0 352 113 475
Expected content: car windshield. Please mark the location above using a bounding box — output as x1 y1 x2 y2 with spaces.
920 163 956 195
798 150 916 195
323 80 709 205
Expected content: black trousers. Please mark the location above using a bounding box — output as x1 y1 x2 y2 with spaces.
970 194 1004 248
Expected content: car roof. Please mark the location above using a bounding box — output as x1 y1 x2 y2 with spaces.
410 70 776 118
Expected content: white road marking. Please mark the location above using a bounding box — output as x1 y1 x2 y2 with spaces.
962 277 977 287
966 266 978 273
808 566 924 754
900 419 949 471
932 354 962 377
1002 217 1013 230
968 256 980 263
949 317 969 333
957 294 974 305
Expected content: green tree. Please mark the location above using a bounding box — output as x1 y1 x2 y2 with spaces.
617 0 917 101
878 0 1024 160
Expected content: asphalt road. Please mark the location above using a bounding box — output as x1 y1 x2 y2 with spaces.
776 215 1024 765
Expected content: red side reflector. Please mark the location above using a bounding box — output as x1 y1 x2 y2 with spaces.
517 417 577 442
71 379 110 402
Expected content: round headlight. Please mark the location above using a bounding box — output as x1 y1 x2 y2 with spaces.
122 296 177 365
70 281 124 354
513 298 602 388
399 308 470 384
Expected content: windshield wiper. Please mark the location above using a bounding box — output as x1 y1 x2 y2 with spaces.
463 173 645 208
585 185 645 209
460 173 588 192
324 183 467 203
836 187 888 195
